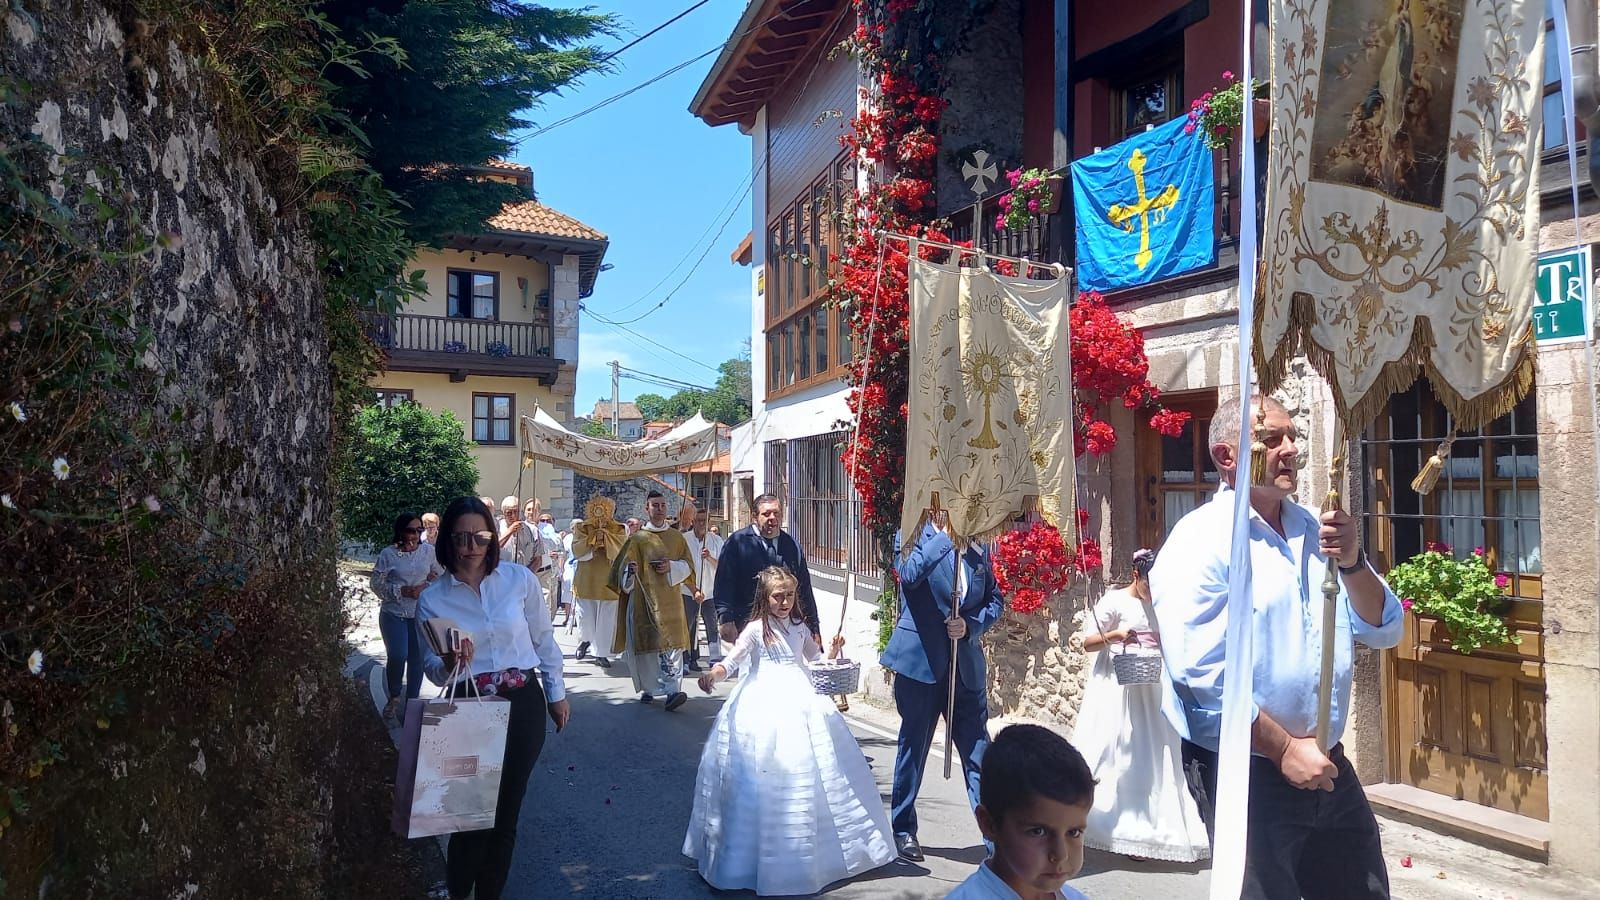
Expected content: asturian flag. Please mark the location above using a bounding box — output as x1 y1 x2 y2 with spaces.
1071 115 1216 292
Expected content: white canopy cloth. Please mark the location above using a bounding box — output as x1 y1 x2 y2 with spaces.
900 253 1075 547
519 407 718 480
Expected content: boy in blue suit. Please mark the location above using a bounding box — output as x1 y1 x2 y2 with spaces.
882 516 1005 861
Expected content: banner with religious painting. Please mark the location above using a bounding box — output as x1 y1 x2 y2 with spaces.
1257 0 1541 430
900 255 1075 547
519 407 719 480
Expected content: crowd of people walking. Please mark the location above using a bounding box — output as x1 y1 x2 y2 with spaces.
375 395 1405 900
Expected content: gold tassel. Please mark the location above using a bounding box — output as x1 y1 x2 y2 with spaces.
1411 435 1454 495
1247 400 1270 486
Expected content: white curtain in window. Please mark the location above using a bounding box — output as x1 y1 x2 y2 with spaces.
1164 492 1200 543
1495 488 1543 574
1439 487 1486 558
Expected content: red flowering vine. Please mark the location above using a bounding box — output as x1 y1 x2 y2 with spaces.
836 1 1189 549
994 522 1073 614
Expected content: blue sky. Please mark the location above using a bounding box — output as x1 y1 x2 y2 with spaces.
505 0 754 415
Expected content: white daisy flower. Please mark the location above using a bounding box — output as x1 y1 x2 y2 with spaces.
28 649 43 676
1 494 12 509
51 457 69 480
6 402 23 423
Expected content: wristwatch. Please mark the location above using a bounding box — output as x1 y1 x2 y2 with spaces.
1338 549 1368 574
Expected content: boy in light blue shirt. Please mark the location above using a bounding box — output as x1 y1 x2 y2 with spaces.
948 724 1093 900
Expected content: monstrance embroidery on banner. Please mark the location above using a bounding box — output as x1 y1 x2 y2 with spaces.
1258 0 1541 430
902 256 1075 547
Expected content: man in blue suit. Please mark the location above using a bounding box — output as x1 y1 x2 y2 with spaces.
882 515 1004 861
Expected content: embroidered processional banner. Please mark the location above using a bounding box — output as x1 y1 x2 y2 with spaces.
901 255 1075 548
520 408 718 480
1257 0 1541 429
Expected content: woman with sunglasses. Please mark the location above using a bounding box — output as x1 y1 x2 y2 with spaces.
417 496 571 900
371 512 445 723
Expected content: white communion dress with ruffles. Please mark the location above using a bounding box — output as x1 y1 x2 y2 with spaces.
683 616 895 895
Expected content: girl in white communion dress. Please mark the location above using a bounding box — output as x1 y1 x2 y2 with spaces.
684 565 895 896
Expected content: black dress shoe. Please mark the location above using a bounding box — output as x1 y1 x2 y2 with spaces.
686 659 704 673
664 691 688 712
576 641 590 660
895 833 924 862
638 692 654 703
594 657 612 669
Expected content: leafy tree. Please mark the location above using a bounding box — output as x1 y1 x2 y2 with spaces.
631 357 753 425
320 1 616 245
340 403 480 546
579 418 612 437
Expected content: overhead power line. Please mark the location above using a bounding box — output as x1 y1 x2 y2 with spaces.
583 303 721 374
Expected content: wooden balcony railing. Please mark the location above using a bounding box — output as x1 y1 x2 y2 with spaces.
366 313 559 384
946 191 1062 268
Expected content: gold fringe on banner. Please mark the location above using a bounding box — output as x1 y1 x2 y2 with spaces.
1255 290 1538 442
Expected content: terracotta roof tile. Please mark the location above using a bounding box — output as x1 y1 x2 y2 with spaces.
489 200 606 242
484 159 532 173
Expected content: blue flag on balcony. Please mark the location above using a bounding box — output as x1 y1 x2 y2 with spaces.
1070 116 1215 293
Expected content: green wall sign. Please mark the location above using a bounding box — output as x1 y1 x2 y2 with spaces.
1534 246 1593 346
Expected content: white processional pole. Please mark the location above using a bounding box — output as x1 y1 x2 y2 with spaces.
1212 2 1260 897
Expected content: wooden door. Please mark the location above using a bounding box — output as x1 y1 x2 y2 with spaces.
1136 392 1218 550
1365 385 1548 819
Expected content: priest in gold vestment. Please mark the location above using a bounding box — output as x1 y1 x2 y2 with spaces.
572 496 628 668
608 490 697 711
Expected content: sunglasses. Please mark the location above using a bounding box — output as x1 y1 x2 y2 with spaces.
451 531 495 548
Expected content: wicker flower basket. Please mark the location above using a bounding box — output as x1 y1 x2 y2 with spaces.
809 658 861 696
1111 651 1163 686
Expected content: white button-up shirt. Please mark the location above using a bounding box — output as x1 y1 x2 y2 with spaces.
682 528 724 598
416 562 565 702
1150 486 1403 751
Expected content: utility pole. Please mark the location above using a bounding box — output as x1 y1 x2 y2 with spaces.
610 360 621 438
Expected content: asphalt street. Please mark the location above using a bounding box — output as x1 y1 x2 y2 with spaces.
348 570 1591 900
484 625 1210 899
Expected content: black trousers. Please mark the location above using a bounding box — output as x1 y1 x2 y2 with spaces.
1182 740 1390 900
445 679 548 900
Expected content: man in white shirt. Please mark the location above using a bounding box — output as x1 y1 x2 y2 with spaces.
524 497 562 617
678 501 725 672
499 495 545 573
1151 395 1403 899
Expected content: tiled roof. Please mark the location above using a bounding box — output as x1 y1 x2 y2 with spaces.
483 159 532 173
590 400 642 421
489 200 606 242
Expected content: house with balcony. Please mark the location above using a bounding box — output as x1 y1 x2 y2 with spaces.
694 0 1600 876
369 161 606 520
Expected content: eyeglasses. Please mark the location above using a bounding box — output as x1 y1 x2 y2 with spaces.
451 531 495 548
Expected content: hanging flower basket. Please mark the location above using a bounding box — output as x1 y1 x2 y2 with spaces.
1385 542 1519 655
1185 71 1270 150
995 168 1063 232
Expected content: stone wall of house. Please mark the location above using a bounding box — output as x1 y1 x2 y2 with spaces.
548 253 583 521
935 0 1026 217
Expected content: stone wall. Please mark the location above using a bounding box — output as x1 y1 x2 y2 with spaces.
935 0 1026 216
0 4 389 894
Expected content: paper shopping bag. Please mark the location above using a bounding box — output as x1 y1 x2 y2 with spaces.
392 695 511 839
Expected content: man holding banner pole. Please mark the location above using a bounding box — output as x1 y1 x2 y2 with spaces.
1151 394 1403 898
